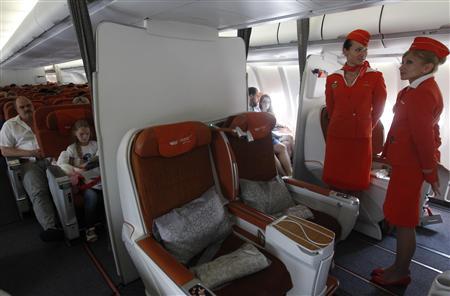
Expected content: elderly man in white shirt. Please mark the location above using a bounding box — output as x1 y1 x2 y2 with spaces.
0 96 63 242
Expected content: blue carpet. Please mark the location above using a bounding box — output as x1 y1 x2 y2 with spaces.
0 218 112 296
334 233 440 296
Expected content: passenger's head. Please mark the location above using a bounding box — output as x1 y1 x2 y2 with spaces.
72 119 91 146
259 94 273 113
72 96 90 104
400 37 449 82
248 87 259 107
343 29 370 66
15 96 34 122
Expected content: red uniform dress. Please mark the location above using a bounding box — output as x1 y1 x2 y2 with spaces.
323 66 387 191
383 75 443 227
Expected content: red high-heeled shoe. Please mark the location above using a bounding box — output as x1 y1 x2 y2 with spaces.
371 268 411 276
371 268 384 276
371 274 411 286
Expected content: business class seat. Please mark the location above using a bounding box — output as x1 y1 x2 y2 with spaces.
210 113 341 295
303 105 441 240
216 112 362 241
117 121 298 296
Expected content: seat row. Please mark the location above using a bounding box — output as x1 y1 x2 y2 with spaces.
0 95 91 125
116 112 362 295
5 103 95 240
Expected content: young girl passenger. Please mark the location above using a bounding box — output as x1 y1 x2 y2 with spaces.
57 119 102 242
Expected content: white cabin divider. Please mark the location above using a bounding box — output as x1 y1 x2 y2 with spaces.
94 21 246 283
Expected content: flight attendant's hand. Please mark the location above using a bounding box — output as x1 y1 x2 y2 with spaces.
430 180 441 197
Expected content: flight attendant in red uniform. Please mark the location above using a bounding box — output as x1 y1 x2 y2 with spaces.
371 37 449 286
323 29 387 191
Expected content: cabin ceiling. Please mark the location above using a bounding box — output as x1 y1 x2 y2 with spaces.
1 0 385 70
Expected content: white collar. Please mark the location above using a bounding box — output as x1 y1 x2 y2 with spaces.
409 73 434 89
12 115 33 131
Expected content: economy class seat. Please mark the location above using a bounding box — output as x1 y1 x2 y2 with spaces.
33 104 95 240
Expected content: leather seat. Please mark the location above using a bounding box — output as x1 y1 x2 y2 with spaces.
215 112 342 239
120 120 293 295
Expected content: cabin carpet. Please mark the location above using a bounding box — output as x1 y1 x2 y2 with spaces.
334 232 441 296
0 218 112 296
331 264 393 296
0 156 20 226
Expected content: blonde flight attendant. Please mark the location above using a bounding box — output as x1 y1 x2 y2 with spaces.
371 37 449 286
323 29 387 191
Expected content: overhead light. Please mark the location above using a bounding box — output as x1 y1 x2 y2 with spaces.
0 0 39 50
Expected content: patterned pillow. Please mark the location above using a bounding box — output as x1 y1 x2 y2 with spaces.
239 178 295 215
152 186 232 264
190 243 271 289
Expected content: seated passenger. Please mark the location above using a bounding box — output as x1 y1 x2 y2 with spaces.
248 87 261 112
0 96 63 242
259 94 293 176
57 119 102 242
72 96 90 105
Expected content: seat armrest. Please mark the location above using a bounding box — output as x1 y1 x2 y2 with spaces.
5 157 22 170
47 165 71 189
283 177 331 196
227 201 274 230
137 237 194 286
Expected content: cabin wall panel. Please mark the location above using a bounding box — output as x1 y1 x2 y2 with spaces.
95 21 246 283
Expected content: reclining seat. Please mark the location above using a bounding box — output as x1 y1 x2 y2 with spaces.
33 104 94 240
3 99 47 218
215 112 360 241
118 121 293 296
211 113 340 295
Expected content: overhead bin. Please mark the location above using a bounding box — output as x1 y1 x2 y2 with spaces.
278 16 324 44
0 2 69 63
321 6 382 40
250 23 279 47
381 2 450 34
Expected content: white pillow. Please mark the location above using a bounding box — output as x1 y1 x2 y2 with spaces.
191 243 271 289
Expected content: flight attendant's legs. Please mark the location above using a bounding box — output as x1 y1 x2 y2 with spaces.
381 226 415 281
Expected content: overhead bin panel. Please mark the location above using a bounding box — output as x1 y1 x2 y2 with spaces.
0 2 69 63
278 16 324 44
322 6 382 40
381 2 450 34
309 16 324 42
250 23 279 47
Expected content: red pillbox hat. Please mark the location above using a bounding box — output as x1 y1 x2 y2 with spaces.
346 29 370 47
409 37 449 59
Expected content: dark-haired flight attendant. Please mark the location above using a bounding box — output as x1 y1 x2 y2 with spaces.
371 37 449 286
323 29 387 191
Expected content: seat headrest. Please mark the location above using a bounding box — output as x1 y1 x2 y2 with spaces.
46 109 93 136
134 121 211 158
225 112 276 140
